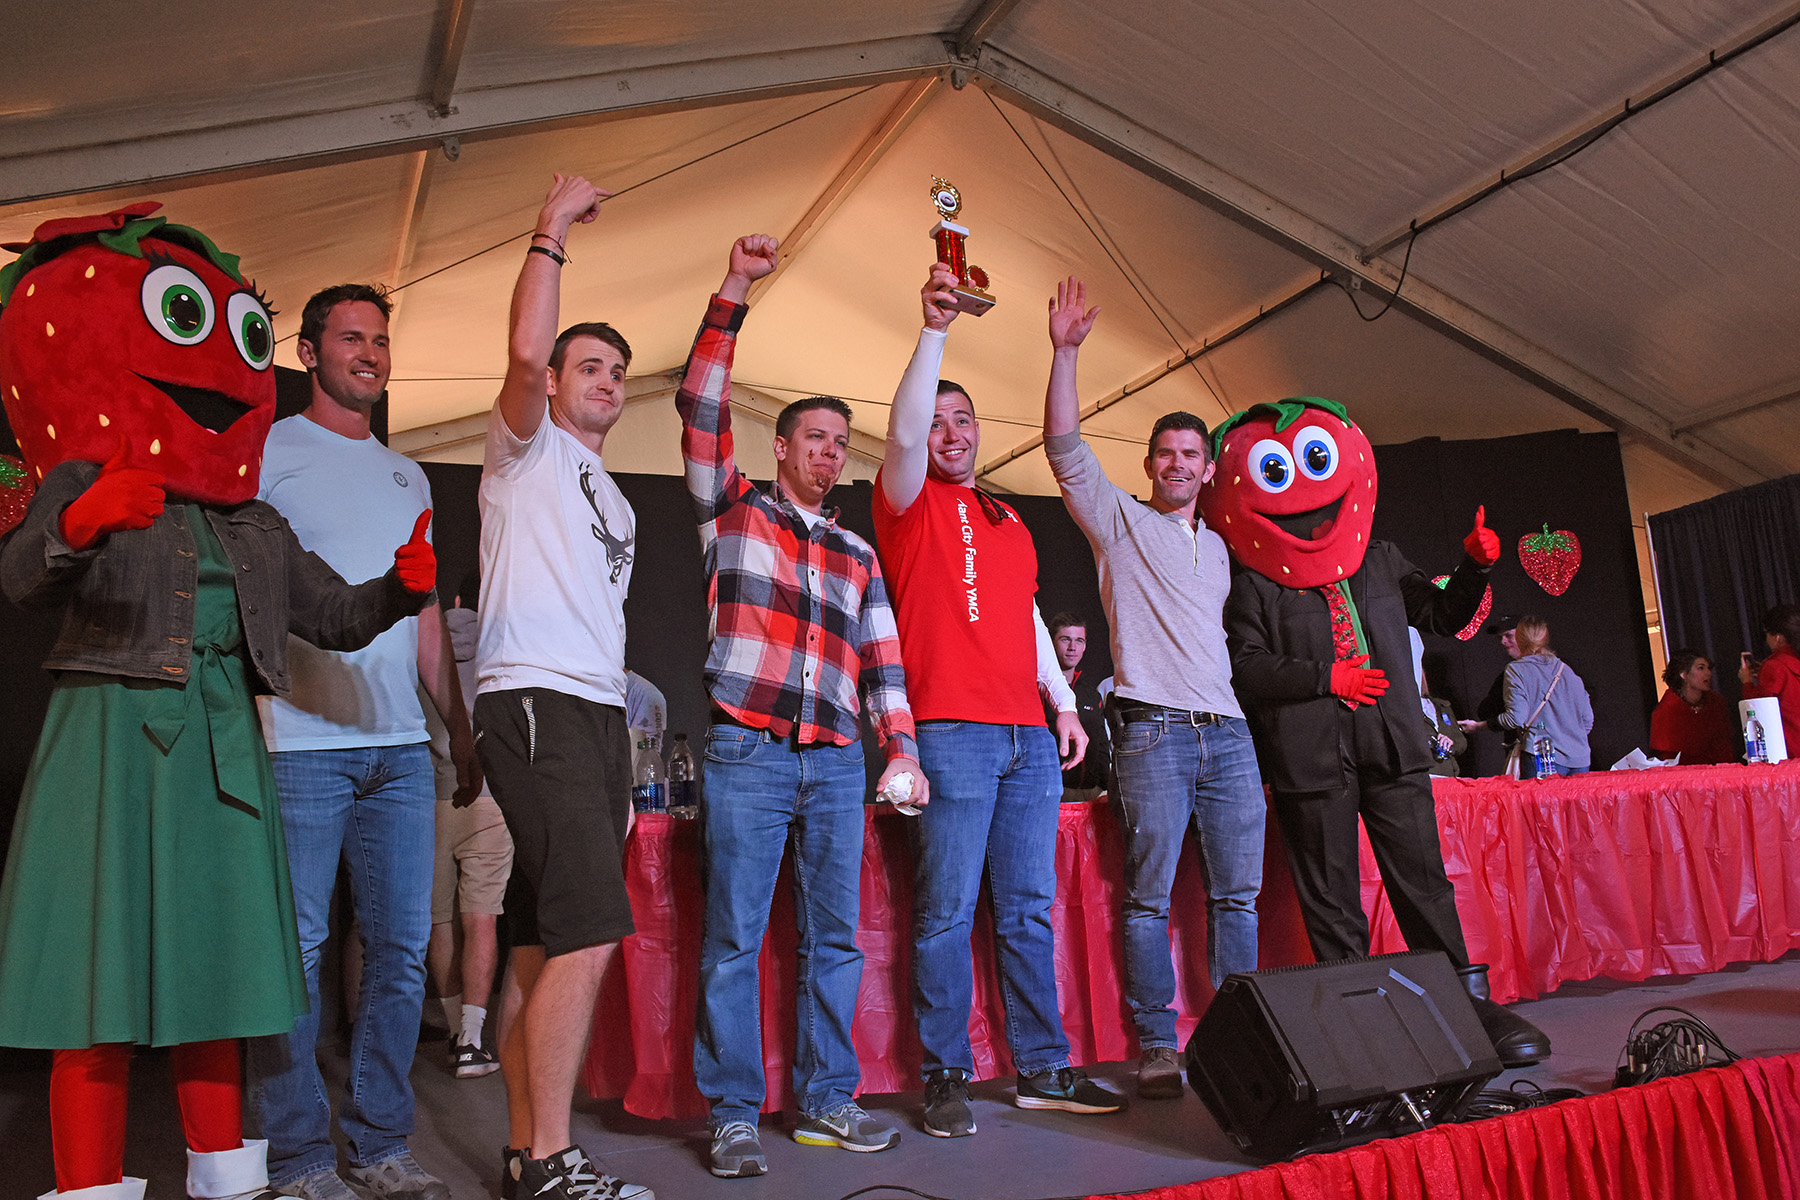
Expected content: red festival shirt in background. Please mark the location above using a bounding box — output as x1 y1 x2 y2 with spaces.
872 473 1046 726
1647 688 1738 765
1744 643 1800 758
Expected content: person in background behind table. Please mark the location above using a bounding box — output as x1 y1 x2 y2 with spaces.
1048 612 1113 802
677 234 925 1179
1498 616 1593 778
876 263 1112 1141
1649 649 1737 765
472 173 651 1200
1741 604 1800 756
1041 277 1266 1101
1410 628 1466 778
423 576 513 1082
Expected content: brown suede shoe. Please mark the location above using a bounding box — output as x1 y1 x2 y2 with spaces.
1137 1046 1183 1099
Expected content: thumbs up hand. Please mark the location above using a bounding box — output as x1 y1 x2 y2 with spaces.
393 509 437 594
1463 505 1500 566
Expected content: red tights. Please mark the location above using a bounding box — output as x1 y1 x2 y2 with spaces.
49 1039 242 1193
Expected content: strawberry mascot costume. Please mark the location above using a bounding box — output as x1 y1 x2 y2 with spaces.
1199 396 1549 1067
0 204 438 1199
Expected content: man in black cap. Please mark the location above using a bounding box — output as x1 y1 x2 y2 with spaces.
1461 615 1523 750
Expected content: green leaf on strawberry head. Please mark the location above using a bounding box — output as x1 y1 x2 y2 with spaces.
0 456 22 488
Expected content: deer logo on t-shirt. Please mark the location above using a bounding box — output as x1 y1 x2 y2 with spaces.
579 463 634 584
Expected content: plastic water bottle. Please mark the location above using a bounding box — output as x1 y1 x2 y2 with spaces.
631 738 667 813
1531 726 1556 780
1746 715 1769 764
668 733 699 819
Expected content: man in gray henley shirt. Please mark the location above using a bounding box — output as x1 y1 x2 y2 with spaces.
1041 278 1265 1102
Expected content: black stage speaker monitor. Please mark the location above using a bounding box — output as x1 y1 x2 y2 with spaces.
1186 950 1501 1160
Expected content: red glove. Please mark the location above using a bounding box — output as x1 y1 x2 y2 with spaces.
394 509 436 594
1329 653 1389 708
1463 504 1500 566
60 442 165 551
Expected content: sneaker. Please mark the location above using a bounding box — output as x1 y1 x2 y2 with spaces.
274 1169 360 1200
346 1152 450 1200
922 1069 976 1137
452 1037 501 1078
516 1145 654 1200
501 1148 523 1200
791 1102 900 1152
1137 1045 1184 1099
1015 1066 1127 1114
708 1121 768 1178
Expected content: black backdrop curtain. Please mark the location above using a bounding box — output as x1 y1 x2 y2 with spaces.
1 423 1655 861
1649 472 1800 708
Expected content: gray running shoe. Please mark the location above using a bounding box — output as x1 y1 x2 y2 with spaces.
346 1152 450 1200
708 1121 768 1177
273 1169 359 1200
791 1102 900 1152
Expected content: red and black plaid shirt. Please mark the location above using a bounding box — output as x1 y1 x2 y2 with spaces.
676 296 916 761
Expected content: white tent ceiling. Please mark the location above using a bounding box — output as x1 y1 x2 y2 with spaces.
6 0 1800 622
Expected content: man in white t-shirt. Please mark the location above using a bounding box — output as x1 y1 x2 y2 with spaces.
246 284 478 1200
472 174 651 1200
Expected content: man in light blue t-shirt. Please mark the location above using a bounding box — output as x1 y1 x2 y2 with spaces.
245 284 478 1200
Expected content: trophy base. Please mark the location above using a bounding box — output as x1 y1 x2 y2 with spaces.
947 285 996 317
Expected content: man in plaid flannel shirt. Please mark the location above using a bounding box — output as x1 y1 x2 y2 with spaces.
677 234 926 1180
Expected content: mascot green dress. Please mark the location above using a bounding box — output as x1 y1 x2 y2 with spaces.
0 204 436 1200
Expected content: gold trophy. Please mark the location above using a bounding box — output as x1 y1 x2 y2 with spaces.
928 177 996 316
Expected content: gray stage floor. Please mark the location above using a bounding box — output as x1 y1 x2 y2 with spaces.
3 955 1796 1200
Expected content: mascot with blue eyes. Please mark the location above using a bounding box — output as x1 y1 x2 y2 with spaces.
1197 396 1550 1068
0 204 436 1200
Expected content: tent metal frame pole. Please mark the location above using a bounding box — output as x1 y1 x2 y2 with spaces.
1643 511 1671 663
746 75 942 308
973 272 1329 480
969 47 1767 493
0 35 950 206
1360 1 1800 262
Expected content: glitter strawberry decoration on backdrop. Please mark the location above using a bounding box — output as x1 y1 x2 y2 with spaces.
1432 575 1492 640
0 453 33 535
1519 523 1581 596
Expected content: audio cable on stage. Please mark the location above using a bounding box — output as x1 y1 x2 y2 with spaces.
1614 1005 1741 1088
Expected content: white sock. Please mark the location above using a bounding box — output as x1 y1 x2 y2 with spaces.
439 993 462 1033
461 1003 488 1047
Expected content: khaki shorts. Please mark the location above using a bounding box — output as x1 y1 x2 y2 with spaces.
431 793 514 924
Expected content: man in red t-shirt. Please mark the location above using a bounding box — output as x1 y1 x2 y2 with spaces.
873 263 1121 1139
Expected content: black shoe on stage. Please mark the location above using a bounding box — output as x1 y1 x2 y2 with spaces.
1458 963 1552 1067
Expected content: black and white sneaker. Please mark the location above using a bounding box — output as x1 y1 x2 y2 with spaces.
923 1069 976 1137
515 1145 653 1200
451 1037 500 1078
1015 1066 1126 1114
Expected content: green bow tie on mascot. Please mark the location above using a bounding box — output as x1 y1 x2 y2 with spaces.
1193 396 1552 1072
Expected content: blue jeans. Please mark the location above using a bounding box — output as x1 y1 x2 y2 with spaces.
246 744 435 1182
693 726 868 1125
912 721 1068 1079
1112 714 1264 1050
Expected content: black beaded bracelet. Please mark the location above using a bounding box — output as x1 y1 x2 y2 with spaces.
527 244 567 266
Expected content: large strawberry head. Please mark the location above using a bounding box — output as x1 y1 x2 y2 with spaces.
0 202 276 505
1198 396 1377 588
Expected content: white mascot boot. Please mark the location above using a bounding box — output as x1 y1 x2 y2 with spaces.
187 1139 274 1200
